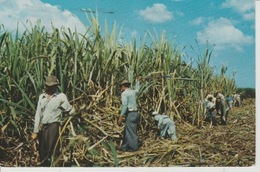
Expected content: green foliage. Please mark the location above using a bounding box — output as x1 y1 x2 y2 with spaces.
236 88 255 98
0 16 236 126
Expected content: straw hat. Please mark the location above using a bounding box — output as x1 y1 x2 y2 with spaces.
120 80 131 86
216 95 222 99
45 75 59 86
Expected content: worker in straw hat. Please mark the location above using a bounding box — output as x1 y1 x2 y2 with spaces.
117 76 143 152
151 111 177 141
31 75 75 166
204 95 217 126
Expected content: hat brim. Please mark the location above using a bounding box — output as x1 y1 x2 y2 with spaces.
45 82 59 86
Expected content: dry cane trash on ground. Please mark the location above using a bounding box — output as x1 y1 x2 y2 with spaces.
0 99 255 167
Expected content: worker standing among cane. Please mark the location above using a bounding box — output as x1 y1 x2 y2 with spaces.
117 76 142 152
31 75 75 166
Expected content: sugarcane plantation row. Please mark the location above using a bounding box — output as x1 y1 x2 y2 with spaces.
0 17 255 167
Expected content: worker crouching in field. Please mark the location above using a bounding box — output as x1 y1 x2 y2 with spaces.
204 96 217 126
152 111 177 141
31 75 75 166
117 76 142 152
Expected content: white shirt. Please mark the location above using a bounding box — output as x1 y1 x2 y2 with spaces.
33 91 74 133
120 81 140 116
206 101 215 109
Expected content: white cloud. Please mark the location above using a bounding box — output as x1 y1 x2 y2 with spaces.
197 17 253 51
190 17 204 26
139 3 173 23
0 0 86 34
221 0 255 21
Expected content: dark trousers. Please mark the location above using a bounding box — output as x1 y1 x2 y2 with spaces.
38 122 60 166
205 109 217 126
121 111 140 151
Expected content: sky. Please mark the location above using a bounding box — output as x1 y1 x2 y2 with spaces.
0 0 256 88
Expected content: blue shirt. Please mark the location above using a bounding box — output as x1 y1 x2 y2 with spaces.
120 81 140 116
226 96 233 102
154 114 172 128
154 114 176 138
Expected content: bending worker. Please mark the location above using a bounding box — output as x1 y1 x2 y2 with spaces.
152 111 177 141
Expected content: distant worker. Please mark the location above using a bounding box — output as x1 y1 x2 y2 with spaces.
215 95 227 125
233 93 241 107
152 111 177 141
204 95 217 126
206 92 216 105
214 92 225 102
204 92 215 117
225 95 233 111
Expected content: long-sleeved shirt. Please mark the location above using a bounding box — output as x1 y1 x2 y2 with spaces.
154 114 176 138
33 91 75 133
154 114 173 128
206 101 215 110
120 81 140 116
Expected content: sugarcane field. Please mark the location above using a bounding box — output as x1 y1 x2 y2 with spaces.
0 15 256 167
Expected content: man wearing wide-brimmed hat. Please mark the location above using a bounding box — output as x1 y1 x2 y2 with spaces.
117 76 142 152
31 75 75 166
